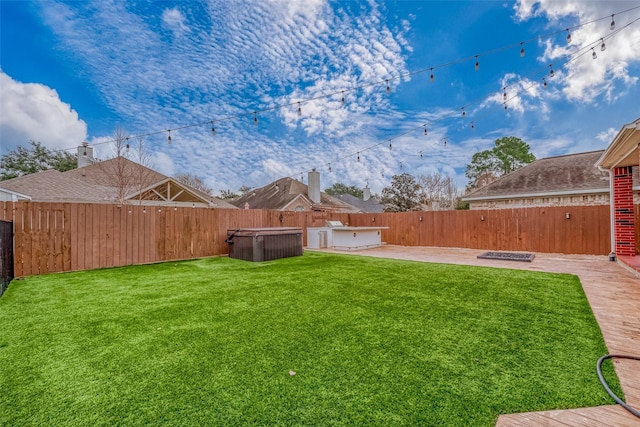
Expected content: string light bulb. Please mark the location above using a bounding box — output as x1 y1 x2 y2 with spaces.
543 77 547 88
520 42 525 57
386 79 390 94
328 163 332 172
443 137 447 146
341 91 345 105
600 38 606 51
357 152 360 162
297 102 302 116
389 142 392 150
504 103 508 111
253 112 258 126
430 68 434 83
610 14 615 30
125 137 130 152
474 55 479 71
424 126 428 136
167 130 172 144
503 87 507 101
471 121 475 130
461 107 466 118
566 29 572 43
419 151 423 159
591 47 597 59
211 122 216 136
549 64 555 78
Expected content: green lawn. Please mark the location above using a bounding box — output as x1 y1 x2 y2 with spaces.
0 252 619 426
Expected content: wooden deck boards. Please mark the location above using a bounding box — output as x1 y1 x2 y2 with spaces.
316 246 640 427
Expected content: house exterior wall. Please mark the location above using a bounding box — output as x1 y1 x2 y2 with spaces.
612 166 636 256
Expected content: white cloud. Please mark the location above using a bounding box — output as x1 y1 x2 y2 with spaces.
596 127 618 143
515 0 640 103
161 7 189 36
0 71 87 152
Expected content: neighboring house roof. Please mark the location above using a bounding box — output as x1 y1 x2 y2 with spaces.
231 177 361 212
0 157 237 208
463 150 613 202
334 194 384 213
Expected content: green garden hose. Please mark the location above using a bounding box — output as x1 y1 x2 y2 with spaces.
596 354 640 418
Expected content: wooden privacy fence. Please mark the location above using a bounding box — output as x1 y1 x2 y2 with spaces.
0 201 614 277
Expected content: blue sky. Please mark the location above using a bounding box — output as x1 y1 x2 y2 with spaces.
1 0 639 195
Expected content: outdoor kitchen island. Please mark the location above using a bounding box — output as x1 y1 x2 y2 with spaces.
307 221 388 251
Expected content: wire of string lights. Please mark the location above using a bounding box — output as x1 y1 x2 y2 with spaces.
52 5 639 155
284 15 640 181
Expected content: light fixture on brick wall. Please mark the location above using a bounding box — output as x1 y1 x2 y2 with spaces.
566 212 570 219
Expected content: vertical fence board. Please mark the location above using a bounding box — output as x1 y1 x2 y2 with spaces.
0 201 620 277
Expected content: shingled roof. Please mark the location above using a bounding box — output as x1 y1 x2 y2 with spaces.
333 194 384 213
0 157 237 208
463 150 612 201
231 177 361 212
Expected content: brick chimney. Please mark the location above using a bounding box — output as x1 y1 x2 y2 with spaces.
77 142 94 168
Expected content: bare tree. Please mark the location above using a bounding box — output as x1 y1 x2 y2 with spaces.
417 172 462 211
99 127 156 205
175 173 213 195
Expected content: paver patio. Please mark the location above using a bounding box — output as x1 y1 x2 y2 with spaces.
315 245 640 427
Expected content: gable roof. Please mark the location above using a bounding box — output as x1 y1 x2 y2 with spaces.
231 177 361 212
596 117 640 169
0 157 237 208
463 150 611 201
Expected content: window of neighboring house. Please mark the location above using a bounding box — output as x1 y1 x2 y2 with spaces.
295 206 305 212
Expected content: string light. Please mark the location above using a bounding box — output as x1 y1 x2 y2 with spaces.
386 79 390 94
430 68 434 83
419 151 423 159
253 112 258 126
504 103 508 111
167 130 172 144
543 77 547 88
549 64 555 77
461 107 466 118
566 29 572 43
357 152 360 162
125 137 130 152
328 163 332 172
341 91 345 105
600 38 606 51
474 55 479 71
211 121 216 135
611 14 616 30
471 121 475 130
520 42 525 57
297 102 302 116
443 137 447 146
423 126 427 136
389 142 392 150
503 87 507 100
591 47 597 59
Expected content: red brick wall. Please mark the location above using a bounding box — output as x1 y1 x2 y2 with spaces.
613 166 636 256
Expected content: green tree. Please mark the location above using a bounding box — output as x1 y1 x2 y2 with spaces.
465 136 535 191
1 140 77 180
380 173 422 212
324 182 364 198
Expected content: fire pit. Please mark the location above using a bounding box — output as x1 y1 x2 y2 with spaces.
477 251 535 262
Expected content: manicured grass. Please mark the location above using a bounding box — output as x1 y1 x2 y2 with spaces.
0 252 619 426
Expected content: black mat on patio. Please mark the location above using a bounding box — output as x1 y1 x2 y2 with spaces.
477 251 535 262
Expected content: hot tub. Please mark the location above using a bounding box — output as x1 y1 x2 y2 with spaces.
307 221 388 251
226 227 303 262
